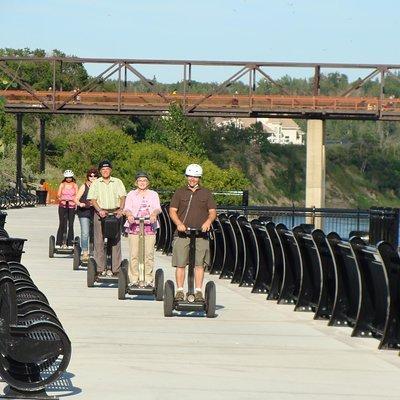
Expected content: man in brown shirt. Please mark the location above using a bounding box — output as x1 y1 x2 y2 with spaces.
169 164 217 302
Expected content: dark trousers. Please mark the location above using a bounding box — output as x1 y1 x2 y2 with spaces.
56 206 75 246
93 213 122 273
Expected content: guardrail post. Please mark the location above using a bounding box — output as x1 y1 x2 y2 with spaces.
16 113 23 195
40 118 46 173
242 190 249 218
242 190 249 207
291 203 295 227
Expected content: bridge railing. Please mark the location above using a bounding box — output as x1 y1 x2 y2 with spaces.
216 205 370 239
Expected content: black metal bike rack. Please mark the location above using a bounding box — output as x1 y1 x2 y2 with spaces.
275 224 301 305
326 232 361 327
0 261 71 399
208 218 226 275
251 219 273 294
217 214 238 280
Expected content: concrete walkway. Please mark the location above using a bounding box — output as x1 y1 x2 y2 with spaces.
2 206 400 400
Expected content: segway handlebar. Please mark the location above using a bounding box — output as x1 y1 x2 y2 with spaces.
132 217 152 224
185 228 205 236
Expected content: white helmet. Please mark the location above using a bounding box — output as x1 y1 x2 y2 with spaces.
185 164 203 177
63 169 74 178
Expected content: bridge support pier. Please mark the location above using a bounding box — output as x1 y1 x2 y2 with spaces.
40 118 46 173
305 119 326 229
16 113 23 195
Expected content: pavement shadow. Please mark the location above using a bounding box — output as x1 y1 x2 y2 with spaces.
171 304 224 318
2 369 82 398
46 370 82 397
124 295 157 301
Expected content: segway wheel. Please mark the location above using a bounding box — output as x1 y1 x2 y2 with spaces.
49 235 55 258
73 244 81 270
154 269 164 301
118 268 127 300
205 281 216 318
87 258 96 287
163 280 175 317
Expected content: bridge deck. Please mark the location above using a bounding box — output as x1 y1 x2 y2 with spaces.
2 206 400 399
3 90 400 119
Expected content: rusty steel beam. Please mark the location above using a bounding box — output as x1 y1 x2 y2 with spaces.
313 66 320 96
0 61 50 109
56 62 120 110
187 66 250 113
2 56 400 70
124 64 169 103
340 68 381 97
255 66 291 95
2 106 383 118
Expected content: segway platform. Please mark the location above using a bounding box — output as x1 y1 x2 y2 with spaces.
87 257 127 286
49 235 79 258
118 265 164 300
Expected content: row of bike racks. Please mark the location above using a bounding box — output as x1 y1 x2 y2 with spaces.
157 207 400 351
0 219 71 399
0 190 38 210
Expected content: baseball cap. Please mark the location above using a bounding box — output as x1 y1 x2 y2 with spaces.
98 160 112 169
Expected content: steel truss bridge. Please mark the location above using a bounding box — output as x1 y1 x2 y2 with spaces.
1 57 400 120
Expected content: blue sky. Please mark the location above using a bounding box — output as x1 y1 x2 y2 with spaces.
1 0 399 82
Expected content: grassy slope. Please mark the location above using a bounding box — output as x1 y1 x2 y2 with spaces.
224 145 399 208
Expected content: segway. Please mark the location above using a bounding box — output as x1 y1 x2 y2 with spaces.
87 214 128 287
73 219 94 270
163 228 216 318
118 217 164 300
49 234 79 258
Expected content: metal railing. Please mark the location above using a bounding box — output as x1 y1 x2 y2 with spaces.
0 188 38 209
216 205 370 238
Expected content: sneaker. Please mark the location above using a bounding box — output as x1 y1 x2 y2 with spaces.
194 291 204 302
81 252 89 262
100 270 107 276
106 270 113 277
174 290 184 302
145 281 154 288
61 244 68 249
128 282 138 289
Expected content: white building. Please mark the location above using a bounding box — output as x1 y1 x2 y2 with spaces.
214 117 305 145
259 118 305 145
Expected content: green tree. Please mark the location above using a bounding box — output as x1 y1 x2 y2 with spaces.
146 104 205 157
50 126 248 200
0 48 88 91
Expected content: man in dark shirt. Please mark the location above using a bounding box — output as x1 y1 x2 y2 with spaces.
169 164 217 302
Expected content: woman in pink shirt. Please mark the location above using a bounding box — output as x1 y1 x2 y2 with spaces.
123 171 161 287
56 170 78 248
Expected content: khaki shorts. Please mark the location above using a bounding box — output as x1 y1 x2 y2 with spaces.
171 236 210 268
